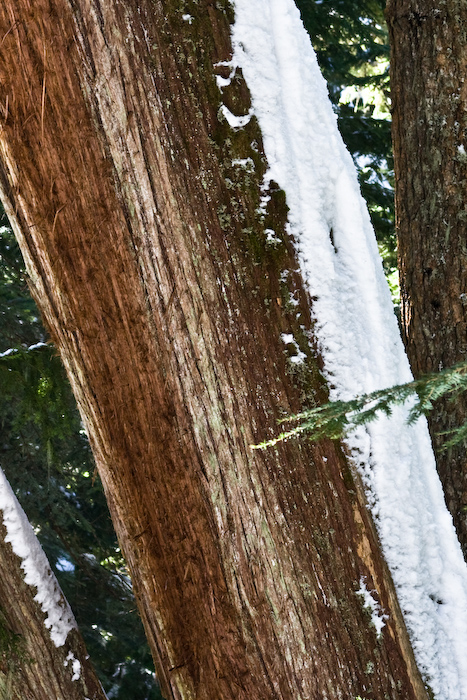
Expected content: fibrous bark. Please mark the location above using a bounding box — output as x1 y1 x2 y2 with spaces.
0 504 106 699
0 1 427 698
387 0 467 556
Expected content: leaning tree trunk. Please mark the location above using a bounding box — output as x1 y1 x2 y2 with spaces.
0 1 427 699
386 0 467 557
0 470 106 699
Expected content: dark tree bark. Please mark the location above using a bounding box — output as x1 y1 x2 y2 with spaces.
0 477 106 699
0 1 428 698
386 0 467 556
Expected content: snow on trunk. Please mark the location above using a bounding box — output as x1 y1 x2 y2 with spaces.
230 1 467 698
0 467 76 646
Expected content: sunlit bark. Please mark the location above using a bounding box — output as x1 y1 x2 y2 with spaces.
0 1 427 698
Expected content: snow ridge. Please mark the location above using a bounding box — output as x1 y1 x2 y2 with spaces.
229 1 467 697
0 467 76 647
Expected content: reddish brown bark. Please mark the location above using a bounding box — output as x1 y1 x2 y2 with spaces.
0 511 105 699
0 1 428 698
387 0 467 557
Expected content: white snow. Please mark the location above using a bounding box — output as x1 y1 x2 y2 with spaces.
214 60 237 90
232 157 255 171
229 1 467 697
281 332 306 364
357 577 388 638
265 228 282 244
65 650 82 681
27 341 48 351
0 341 47 358
0 467 76 646
219 104 253 129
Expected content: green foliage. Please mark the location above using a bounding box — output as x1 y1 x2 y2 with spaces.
0 215 44 349
254 362 467 450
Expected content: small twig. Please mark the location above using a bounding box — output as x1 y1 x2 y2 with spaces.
1 20 19 46
51 204 67 237
41 73 47 141
41 34 47 140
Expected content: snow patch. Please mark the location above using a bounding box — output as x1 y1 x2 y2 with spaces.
65 651 82 681
231 1 467 697
214 60 237 90
281 332 306 365
265 228 281 244
0 468 76 646
232 156 255 171
357 577 388 638
219 104 253 129
0 341 47 358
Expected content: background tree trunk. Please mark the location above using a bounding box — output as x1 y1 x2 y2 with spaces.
386 0 467 556
0 473 106 699
0 1 428 698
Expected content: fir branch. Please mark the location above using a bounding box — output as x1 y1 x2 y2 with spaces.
252 361 467 450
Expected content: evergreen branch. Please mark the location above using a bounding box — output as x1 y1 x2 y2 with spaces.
252 361 467 450
0 341 49 360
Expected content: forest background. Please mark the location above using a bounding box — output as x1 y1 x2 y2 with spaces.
0 1 393 697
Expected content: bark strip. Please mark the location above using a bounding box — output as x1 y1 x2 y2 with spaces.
387 0 467 557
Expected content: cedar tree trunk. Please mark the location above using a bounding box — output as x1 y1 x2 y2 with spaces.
0 1 428 699
386 0 467 557
0 478 106 699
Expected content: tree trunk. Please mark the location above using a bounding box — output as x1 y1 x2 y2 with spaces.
0 1 428 698
386 0 467 556
0 470 106 699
